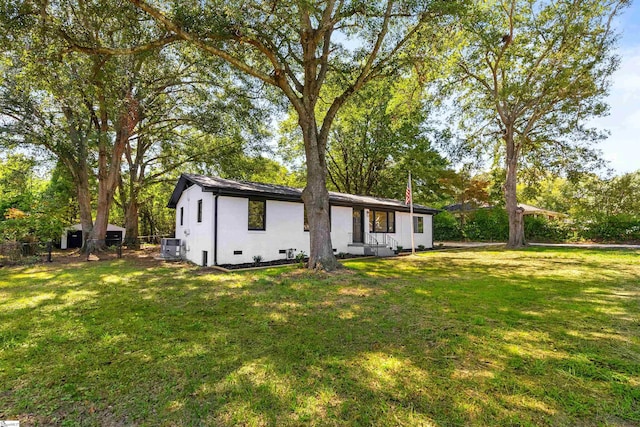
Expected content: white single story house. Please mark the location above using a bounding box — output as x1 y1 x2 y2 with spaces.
60 223 126 249
167 174 439 266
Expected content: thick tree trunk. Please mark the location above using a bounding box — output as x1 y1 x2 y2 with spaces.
124 197 140 249
299 115 339 271
88 127 128 251
75 168 94 248
122 136 143 249
504 130 525 248
61 158 93 250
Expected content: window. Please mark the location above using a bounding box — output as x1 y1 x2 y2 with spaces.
180 207 184 226
414 216 424 233
248 199 266 230
197 199 202 223
369 210 396 233
388 212 395 233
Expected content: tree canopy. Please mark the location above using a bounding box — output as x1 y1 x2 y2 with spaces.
452 0 626 247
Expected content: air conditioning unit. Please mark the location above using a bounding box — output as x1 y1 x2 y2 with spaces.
160 238 181 260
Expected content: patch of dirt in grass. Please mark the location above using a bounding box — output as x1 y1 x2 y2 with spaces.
46 245 184 269
15 413 56 426
280 267 357 280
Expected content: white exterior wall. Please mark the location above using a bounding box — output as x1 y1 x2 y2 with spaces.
216 197 311 265
366 211 433 250
175 185 215 266
174 188 433 266
329 206 353 254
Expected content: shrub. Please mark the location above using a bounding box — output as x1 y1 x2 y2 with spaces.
295 251 307 268
433 211 463 241
0 210 66 243
524 216 571 243
463 207 508 242
580 214 640 242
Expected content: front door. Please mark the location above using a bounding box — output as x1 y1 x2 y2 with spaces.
352 209 364 243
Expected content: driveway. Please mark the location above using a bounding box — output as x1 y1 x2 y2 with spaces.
529 242 640 250
435 241 640 250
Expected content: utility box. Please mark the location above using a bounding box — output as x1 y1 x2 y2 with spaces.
160 238 181 260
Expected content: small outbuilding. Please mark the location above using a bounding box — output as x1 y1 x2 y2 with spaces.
61 223 126 249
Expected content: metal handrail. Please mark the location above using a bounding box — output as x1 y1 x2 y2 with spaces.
365 233 379 256
365 233 379 246
385 235 399 251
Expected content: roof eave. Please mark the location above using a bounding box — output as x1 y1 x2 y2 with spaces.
168 173 440 214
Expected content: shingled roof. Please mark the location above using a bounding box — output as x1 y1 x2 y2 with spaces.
444 202 564 218
168 173 439 215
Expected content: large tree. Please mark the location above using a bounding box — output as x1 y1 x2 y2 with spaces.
0 0 163 250
114 52 271 248
280 76 450 202
453 0 626 247
88 0 460 270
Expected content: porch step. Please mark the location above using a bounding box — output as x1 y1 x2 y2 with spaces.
363 246 395 257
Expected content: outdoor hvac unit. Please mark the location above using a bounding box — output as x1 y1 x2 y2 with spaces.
160 238 182 260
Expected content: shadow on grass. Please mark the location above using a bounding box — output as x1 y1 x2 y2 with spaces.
0 247 638 426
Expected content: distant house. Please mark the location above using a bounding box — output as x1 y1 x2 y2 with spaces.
61 224 126 249
443 202 565 221
167 174 439 266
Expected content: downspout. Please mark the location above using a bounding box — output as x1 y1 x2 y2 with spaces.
214 193 219 265
431 213 435 249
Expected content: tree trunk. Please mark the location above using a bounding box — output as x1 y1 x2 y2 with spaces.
122 134 143 249
504 130 525 248
124 197 140 249
61 158 93 250
75 167 94 248
299 114 339 271
88 127 128 251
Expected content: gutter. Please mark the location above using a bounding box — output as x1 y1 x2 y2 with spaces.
431 213 435 249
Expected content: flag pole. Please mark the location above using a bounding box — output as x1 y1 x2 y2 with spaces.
409 172 415 254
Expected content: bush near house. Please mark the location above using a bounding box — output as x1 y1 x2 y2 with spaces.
434 207 509 242
433 211 463 240
580 214 640 243
462 207 509 241
435 208 640 244
524 216 572 243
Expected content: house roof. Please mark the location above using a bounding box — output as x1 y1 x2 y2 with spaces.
443 202 564 217
66 223 126 232
443 202 492 212
168 173 439 214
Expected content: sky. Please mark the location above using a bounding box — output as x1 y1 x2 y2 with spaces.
592 2 640 174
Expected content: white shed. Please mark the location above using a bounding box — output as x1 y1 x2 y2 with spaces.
61 223 127 249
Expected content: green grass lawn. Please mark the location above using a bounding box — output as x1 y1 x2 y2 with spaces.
0 248 638 426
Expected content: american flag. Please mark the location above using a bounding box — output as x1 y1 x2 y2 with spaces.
405 176 412 205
